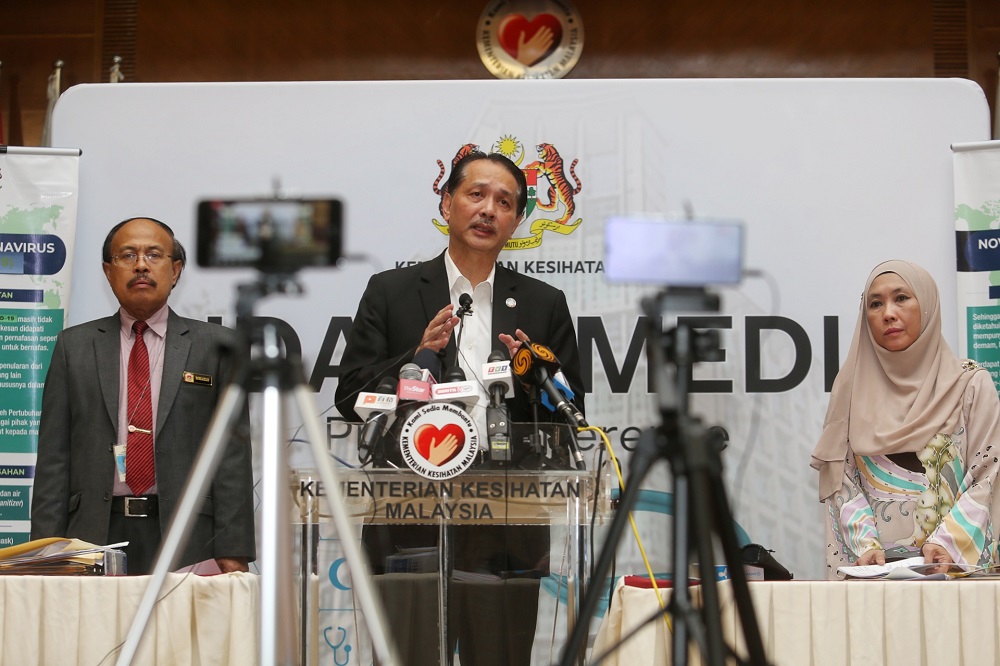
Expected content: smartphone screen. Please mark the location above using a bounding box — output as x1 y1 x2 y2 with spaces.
196 198 342 270
604 217 744 286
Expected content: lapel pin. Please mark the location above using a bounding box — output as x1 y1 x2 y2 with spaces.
506 298 516 308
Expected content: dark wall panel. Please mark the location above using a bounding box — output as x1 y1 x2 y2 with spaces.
2 0 997 145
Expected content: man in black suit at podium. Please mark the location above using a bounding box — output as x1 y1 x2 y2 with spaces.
335 151 585 665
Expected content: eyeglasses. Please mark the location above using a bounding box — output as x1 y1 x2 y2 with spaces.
110 252 174 268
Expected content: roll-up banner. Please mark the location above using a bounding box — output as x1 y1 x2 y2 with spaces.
954 140 1000 389
0 146 81 547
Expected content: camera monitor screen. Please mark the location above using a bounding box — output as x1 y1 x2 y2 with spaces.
196 198 342 271
604 217 744 286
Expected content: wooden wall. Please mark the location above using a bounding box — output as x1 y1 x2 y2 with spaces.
1 0 998 147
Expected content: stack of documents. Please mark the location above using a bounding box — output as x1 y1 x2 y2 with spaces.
0 537 127 575
839 556 988 580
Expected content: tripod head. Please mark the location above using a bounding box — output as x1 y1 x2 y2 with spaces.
228 274 309 392
642 285 725 415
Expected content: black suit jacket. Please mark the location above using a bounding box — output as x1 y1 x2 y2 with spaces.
335 252 585 575
30 308 256 566
335 251 585 423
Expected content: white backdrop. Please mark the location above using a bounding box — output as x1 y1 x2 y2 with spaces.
51 78 989 589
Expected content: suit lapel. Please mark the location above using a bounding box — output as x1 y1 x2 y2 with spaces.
95 314 122 427
157 309 191 434
418 253 454 365
492 264 519 344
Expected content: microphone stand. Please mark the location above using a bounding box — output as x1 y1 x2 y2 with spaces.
453 299 472 361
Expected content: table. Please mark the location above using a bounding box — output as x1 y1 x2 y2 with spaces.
0 572 258 665
592 578 1000 665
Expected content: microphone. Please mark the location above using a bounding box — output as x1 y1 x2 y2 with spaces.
413 347 442 382
354 377 399 420
455 292 474 318
540 371 575 413
454 293 473 362
397 362 432 403
355 376 398 466
397 348 440 404
483 349 515 406
511 343 587 429
429 365 481 411
511 341 587 469
484 349 513 462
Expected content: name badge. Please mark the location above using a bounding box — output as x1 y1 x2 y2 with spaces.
114 443 127 483
183 371 213 386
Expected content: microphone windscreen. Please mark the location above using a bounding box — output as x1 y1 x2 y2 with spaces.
511 346 533 380
375 376 398 394
443 365 466 382
412 348 442 382
528 342 560 371
398 361 432 402
459 292 473 309
488 348 508 363
399 363 422 381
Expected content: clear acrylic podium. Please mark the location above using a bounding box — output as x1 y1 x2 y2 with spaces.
291 461 611 666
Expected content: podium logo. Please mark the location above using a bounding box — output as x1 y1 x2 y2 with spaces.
414 423 465 463
399 403 479 480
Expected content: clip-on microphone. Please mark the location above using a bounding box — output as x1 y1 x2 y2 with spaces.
454 292 473 356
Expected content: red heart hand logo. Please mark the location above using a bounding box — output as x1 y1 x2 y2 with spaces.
497 13 562 66
413 423 465 466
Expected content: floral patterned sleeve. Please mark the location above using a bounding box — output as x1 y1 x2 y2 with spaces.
926 370 1000 566
827 453 882 566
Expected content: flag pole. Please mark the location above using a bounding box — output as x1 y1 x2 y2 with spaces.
110 56 125 84
0 60 5 145
41 60 63 147
994 51 1000 140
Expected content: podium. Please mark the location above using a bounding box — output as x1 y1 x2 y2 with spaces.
291 463 611 665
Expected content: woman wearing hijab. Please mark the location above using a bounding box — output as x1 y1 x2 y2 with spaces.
811 260 1000 578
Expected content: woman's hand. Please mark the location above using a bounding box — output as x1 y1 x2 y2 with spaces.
920 542 954 575
854 548 885 567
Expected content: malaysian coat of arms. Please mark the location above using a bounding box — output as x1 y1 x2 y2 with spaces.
431 135 582 251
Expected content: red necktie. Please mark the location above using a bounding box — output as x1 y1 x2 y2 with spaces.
126 320 155 495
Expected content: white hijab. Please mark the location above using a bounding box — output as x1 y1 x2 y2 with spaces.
810 260 980 500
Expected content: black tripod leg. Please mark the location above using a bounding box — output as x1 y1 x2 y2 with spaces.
687 470 730 666
669 474 692 665
704 469 767 664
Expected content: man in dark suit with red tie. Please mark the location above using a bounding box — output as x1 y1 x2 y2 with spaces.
335 152 585 665
30 217 256 574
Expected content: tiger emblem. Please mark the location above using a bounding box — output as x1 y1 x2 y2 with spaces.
525 143 581 225
433 143 479 220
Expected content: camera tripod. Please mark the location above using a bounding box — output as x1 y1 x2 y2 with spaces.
558 287 768 666
116 273 400 665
